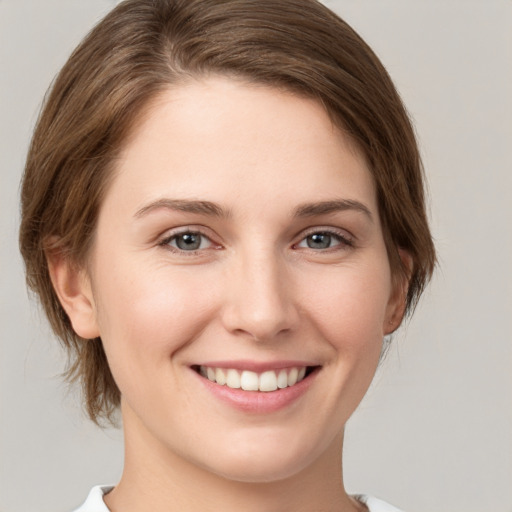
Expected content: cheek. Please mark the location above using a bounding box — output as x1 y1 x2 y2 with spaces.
287 260 392 430
92 262 217 375
301 260 392 351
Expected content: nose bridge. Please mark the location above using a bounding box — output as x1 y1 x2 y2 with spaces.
222 245 298 341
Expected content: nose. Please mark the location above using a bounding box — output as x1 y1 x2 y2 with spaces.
220 249 300 342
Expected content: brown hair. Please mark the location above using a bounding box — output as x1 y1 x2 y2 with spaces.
19 0 436 423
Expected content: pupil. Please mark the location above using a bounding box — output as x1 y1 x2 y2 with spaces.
177 233 200 250
307 233 331 249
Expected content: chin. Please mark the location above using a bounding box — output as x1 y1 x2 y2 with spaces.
208 457 309 484
195 432 330 484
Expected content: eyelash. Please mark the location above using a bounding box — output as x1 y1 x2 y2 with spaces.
293 228 354 251
158 229 217 255
158 227 354 254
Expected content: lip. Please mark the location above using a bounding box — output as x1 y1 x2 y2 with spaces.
196 359 318 372
190 362 320 414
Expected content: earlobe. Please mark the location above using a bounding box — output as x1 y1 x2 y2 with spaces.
384 249 412 335
46 248 100 339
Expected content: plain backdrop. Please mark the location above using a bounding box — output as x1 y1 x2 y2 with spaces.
1 1 511 511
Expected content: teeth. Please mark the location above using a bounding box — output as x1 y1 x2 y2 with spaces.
215 368 227 385
240 371 259 391
288 367 298 386
259 370 278 392
226 369 241 389
277 369 288 389
198 366 310 392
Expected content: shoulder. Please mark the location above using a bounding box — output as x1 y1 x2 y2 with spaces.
72 485 113 512
357 494 405 512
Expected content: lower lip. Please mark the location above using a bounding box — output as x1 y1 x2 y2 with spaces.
193 369 318 414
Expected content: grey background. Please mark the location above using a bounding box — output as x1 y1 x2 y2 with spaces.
1 1 511 511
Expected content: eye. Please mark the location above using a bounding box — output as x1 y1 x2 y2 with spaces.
162 231 213 252
295 230 353 250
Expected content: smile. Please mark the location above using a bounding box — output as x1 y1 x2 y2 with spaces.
197 366 312 392
191 363 320 413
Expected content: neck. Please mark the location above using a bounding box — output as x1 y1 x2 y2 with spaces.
105 406 364 512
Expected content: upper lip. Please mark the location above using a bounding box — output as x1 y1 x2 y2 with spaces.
192 360 320 372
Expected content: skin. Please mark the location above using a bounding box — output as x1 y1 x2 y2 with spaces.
50 77 407 512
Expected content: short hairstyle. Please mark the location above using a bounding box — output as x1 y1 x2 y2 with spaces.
19 0 436 423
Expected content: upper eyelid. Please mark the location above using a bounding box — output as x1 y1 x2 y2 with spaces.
159 225 216 240
295 226 354 241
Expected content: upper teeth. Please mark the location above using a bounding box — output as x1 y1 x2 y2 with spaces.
199 366 307 392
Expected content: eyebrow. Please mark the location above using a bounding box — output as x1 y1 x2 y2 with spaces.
294 199 373 221
134 199 229 219
134 198 372 221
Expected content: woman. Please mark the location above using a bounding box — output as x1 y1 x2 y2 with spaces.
19 1 436 511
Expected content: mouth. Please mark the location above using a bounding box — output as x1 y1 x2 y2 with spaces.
192 365 319 392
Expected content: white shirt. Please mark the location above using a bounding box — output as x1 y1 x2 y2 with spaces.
73 485 404 511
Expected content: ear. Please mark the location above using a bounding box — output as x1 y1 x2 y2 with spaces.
384 249 412 335
46 248 100 339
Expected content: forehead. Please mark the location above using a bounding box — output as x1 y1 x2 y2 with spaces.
106 77 376 218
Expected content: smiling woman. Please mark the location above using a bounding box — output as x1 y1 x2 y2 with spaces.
18 1 435 512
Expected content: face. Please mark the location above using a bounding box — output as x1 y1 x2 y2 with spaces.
68 77 403 482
